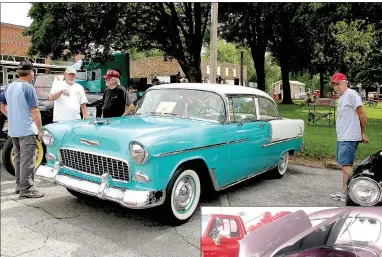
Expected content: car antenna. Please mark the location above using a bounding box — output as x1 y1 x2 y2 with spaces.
342 212 359 257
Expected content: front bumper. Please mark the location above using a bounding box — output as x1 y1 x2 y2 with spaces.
36 165 166 209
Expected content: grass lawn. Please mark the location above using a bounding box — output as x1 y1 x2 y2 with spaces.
277 100 382 163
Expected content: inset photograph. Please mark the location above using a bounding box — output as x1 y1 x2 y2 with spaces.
201 207 382 257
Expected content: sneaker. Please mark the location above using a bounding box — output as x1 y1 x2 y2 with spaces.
330 192 346 202
19 189 45 199
15 189 20 194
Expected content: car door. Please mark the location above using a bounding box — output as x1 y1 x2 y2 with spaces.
203 217 243 257
225 95 269 184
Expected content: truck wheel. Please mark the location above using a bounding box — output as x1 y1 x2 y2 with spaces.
269 152 289 179
162 167 201 225
1 137 45 177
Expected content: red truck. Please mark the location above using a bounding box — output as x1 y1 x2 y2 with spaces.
201 211 291 257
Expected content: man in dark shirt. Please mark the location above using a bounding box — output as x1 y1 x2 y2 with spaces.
101 70 134 118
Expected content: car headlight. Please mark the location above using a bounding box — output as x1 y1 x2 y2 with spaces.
42 130 54 146
349 177 381 206
129 142 149 164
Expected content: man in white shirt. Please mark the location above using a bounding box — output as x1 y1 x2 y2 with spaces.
49 67 88 122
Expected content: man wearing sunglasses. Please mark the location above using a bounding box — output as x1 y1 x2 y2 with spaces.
329 72 369 202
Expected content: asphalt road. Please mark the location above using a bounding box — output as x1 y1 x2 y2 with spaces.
1 163 345 257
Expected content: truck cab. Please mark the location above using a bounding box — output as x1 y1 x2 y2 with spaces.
201 212 292 257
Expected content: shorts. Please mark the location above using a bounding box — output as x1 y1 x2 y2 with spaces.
336 141 359 166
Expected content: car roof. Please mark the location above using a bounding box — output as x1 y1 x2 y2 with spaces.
149 83 274 102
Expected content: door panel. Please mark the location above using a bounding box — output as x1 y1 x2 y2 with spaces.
224 95 270 184
225 122 269 184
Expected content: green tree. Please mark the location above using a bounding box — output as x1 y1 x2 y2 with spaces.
202 39 257 82
24 2 211 82
219 3 279 91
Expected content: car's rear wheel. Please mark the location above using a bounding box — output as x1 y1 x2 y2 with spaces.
269 152 289 179
2 137 44 176
161 167 201 225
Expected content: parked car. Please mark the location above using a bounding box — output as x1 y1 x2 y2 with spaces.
239 207 382 257
35 83 305 224
0 74 103 176
346 149 382 207
201 211 291 257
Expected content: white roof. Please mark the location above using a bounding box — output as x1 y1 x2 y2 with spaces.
150 83 274 101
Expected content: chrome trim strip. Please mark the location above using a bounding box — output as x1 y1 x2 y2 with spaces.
157 138 250 157
208 168 221 191
59 147 131 183
261 136 303 148
220 166 276 191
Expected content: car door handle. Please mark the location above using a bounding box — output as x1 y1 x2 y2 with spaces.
258 123 265 127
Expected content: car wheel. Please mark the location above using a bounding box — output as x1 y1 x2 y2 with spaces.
269 152 289 179
1 137 45 177
2 138 15 176
162 167 201 225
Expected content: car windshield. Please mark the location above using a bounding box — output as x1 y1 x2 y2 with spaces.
201 215 211 235
311 216 380 244
136 89 227 122
33 74 64 100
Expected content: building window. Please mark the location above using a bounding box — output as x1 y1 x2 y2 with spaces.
233 69 236 77
226 68 229 76
207 65 210 75
217 66 220 76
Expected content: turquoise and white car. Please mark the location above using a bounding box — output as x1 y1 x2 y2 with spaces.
36 83 304 224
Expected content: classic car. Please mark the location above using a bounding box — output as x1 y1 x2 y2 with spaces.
0 74 103 176
346 149 382 206
35 83 304 224
239 207 382 257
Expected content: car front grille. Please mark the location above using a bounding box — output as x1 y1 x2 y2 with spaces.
59 148 130 182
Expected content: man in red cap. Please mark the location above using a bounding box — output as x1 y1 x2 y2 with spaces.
329 72 368 202
101 70 134 118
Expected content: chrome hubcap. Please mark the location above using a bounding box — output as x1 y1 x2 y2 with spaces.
173 175 195 212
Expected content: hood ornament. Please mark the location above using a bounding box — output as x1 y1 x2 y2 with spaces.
81 138 100 146
90 117 111 125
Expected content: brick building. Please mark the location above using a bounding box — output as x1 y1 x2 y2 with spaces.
130 56 247 86
0 22 72 87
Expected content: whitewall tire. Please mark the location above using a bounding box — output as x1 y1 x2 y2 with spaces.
165 168 201 225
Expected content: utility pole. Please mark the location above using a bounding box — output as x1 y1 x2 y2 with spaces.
209 3 218 84
240 50 244 86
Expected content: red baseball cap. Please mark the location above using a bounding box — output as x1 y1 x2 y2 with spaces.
331 73 347 83
103 70 120 79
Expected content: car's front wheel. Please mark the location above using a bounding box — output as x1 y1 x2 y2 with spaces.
162 167 201 225
269 152 289 179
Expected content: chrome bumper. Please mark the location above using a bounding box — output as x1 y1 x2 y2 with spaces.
35 165 166 209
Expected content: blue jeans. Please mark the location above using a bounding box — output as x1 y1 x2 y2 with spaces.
336 141 359 166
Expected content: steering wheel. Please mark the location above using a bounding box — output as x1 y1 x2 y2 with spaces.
198 106 225 118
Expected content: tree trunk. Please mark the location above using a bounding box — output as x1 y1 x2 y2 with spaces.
280 54 293 104
319 70 325 98
252 48 266 91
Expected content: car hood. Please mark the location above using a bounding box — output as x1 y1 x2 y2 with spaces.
48 115 224 157
239 209 352 257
